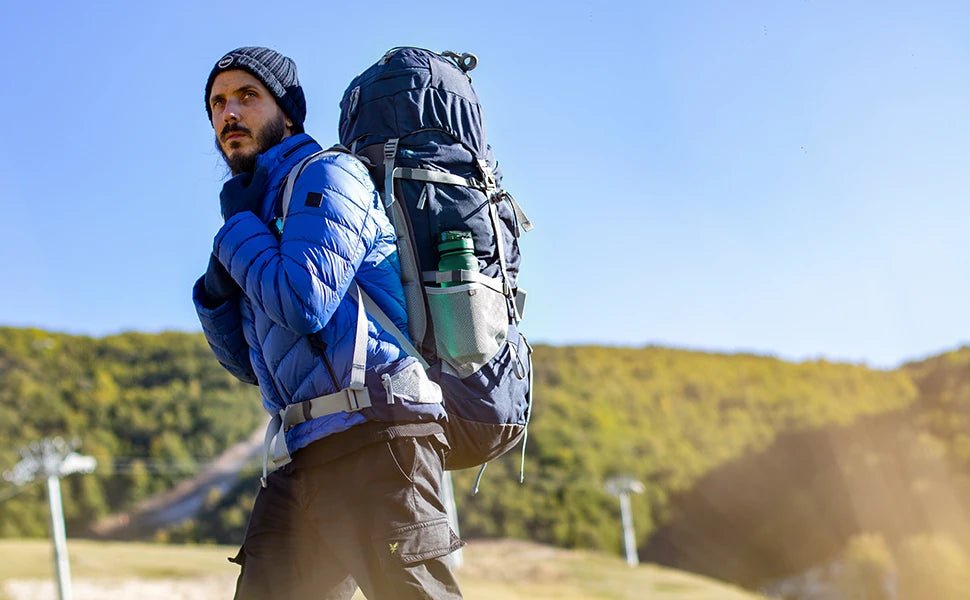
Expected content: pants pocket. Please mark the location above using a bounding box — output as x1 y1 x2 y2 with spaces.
385 436 419 484
377 518 464 568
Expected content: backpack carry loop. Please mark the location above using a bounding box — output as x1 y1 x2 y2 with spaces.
441 50 478 73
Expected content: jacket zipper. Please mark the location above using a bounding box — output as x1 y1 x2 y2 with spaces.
308 334 341 390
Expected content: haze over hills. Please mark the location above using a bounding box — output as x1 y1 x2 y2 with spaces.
2 326 969 596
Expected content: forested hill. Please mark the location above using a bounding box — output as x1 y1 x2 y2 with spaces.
0 327 265 536
455 345 915 548
0 326 948 591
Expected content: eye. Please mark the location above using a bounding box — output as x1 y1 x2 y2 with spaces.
243 90 257 100
211 98 225 109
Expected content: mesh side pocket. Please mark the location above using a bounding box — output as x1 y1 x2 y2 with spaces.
426 281 507 378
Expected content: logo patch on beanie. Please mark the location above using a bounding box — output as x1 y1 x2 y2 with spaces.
217 56 234 68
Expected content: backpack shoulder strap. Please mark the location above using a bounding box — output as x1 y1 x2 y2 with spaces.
279 150 326 228
358 287 430 370
278 145 359 228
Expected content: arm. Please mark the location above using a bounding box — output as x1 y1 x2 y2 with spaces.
192 276 257 384
213 155 379 335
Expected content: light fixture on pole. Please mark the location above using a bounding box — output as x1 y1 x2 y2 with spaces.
4 438 97 600
605 475 645 567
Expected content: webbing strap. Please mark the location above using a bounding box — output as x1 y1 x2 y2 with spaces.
393 162 534 238
279 146 362 229
421 270 506 295
514 288 527 322
382 139 399 209
259 281 372 487
381 139 428 349
416 184 430 210
358 288 430 370
503 191 534 233
476 159 497 191
262 386 373 487
474 158 513 302
487 200 513 300
281 386 372 432
280 150 328 228
277 282 377 434
393 167 479 189
349 283 368 390
260 413 288 488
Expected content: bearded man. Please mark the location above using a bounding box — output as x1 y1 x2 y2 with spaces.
193 46 463 600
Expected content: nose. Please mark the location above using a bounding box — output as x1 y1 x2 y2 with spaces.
221 99 241 124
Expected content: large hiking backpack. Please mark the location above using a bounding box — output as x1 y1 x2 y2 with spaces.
336 47 534 473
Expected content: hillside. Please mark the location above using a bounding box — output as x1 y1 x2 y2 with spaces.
453 345 916 548
2 326 957 596
904 346 970 467
0 327 265 538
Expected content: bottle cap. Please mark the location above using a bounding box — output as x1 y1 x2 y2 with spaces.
438 231 474 254
440 231 472 242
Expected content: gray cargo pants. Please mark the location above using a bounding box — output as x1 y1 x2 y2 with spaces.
231 433 463 599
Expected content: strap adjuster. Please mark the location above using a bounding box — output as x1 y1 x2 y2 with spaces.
346 388 364 411
476 159 497 192
384 139 399 160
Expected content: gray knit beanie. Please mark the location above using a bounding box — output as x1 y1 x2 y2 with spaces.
204 47 306 130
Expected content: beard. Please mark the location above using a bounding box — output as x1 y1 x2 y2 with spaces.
215 113 287 175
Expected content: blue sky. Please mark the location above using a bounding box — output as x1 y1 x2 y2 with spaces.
1 1 968 368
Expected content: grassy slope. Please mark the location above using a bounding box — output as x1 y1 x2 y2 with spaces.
0 538 766 600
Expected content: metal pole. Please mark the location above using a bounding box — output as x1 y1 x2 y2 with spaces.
46 474 73 600
618 491 639 567
605 475 644 567
5 438 94 600
442 471 463 568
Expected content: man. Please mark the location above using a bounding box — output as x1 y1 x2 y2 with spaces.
193 46 463 600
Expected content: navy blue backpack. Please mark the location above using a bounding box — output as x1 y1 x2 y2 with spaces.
336 47 534 476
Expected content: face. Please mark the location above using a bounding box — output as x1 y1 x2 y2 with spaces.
209 70 293 174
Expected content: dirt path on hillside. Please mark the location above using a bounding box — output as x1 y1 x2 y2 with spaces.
91 426 264 537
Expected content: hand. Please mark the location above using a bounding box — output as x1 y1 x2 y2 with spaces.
220 167 268 221
203 253 239 303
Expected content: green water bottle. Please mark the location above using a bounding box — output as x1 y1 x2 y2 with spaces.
437 231 477 287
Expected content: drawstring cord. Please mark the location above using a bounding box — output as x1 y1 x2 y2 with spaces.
472 463 488 495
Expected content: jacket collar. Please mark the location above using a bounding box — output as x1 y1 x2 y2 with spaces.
254 133 322 221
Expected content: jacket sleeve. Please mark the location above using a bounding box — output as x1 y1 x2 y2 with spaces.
192 276 257 384
212 156 378 335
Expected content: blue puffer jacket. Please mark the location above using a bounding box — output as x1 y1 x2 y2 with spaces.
193 134 446 455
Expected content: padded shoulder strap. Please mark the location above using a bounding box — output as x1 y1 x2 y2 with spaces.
358 287 430 370
279 150 327 228
279 145 359 228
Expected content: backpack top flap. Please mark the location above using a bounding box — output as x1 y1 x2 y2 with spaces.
338 47 487 158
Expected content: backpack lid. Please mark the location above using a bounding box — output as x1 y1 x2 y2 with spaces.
339 47 487 158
